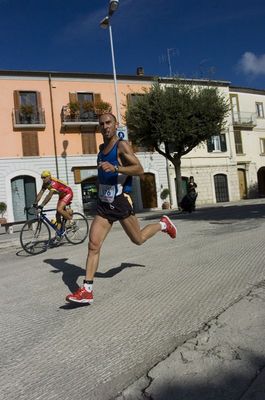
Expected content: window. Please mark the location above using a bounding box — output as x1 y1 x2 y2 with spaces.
234 130 243 154
81 132 97 154
127 93 145 106
260 139 265 155
77 92 94 103
230 94 240 122
19 91 38 107
21 132 39 156
207 133 227 152
13 90 44 125
77 93 95 121
256 102 264 118
70 92 100 107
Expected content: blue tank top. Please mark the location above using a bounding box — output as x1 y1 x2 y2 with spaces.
97 140 132 203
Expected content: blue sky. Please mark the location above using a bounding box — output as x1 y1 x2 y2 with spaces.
0 0 264 89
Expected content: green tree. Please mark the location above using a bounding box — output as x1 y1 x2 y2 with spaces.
125 80 229 205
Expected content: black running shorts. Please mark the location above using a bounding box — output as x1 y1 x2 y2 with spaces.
96 193 135 223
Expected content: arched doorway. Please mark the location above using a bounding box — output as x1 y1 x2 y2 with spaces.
257 167 265 197
214 174 229 202
140 173 157 208
11 175 36 220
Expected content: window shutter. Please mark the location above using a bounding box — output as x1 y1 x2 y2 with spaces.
69 92 78 102
22 132 39 156
220 133 227 152
73 168 82 184
207 138 214 152
13 90 20 108
36 91 42 107
81 133 97 154
94 93 101 105
234 130 243 154
127 94 132 105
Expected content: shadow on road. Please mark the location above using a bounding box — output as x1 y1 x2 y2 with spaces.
43 258 145 293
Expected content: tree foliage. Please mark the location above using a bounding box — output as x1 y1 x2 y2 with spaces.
126 80 229 159
125 79 229 204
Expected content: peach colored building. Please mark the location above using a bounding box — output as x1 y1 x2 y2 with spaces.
0 70 169 223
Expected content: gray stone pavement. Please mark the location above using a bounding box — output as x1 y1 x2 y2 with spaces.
117 283 265 400
0 199 265 400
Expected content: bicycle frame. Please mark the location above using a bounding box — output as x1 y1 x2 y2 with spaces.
37 208 65 235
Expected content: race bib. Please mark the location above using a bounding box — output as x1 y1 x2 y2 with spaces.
99 184 116 203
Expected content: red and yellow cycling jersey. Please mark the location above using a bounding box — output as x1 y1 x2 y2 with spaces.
42 177 73 199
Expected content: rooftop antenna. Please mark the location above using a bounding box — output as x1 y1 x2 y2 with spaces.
167 48 175 77
159 48 178 77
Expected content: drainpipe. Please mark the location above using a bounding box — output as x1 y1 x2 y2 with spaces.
48 73 59 178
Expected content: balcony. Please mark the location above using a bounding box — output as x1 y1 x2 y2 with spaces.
232 112 257 129
61 106 99 127
13 107 46 129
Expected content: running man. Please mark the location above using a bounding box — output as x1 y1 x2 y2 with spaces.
34 170 73 230
66 113 177 304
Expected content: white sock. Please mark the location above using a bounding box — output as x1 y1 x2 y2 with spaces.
84 283 93 292
160 221 167 231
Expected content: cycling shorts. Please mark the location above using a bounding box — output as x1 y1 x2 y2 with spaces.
57 191 73 207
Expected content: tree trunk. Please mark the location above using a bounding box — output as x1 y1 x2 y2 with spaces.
172 156 183 207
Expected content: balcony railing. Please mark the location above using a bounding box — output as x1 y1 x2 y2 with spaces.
13 107 46 129
232 112 257 128
61 106 99 127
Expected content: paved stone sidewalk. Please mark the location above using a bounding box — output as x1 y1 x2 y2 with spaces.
117 282 265 400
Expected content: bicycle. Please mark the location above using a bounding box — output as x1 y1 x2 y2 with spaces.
20 206 89 255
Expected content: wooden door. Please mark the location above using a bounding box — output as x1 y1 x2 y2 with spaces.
237 169 247 199
140 173 157 208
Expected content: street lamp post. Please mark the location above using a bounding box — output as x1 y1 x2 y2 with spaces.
100 0 121 125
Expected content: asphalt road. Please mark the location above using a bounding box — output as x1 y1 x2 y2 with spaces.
1 201 265 400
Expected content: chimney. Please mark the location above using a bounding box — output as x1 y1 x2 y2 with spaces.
136 67 144 76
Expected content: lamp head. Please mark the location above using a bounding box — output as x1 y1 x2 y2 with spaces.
100 16 109 29
109 0 119 15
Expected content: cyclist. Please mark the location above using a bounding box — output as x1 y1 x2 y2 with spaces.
33 170 73 231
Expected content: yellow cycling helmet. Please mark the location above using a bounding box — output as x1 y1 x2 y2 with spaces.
41 170 51 178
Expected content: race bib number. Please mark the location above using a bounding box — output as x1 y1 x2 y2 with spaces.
99 184 115 203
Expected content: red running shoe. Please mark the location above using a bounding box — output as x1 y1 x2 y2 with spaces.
66 287 93 304
160 215 177 239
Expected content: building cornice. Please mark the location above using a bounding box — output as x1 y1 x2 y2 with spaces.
230 85 265 95
0 69 230 87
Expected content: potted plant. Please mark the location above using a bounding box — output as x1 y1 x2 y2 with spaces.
94 100 112 115
20 104 34 123
160 188 171 209
0 201 7 225
82 100 95 112
81 100 96 120
68 101 80 120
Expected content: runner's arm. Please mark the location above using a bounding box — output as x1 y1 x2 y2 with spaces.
118 141 144 176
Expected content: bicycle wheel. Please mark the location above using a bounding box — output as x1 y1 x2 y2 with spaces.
20 219 51 255
65 212 89 245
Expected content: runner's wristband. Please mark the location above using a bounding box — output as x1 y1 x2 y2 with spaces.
114 165 119 173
